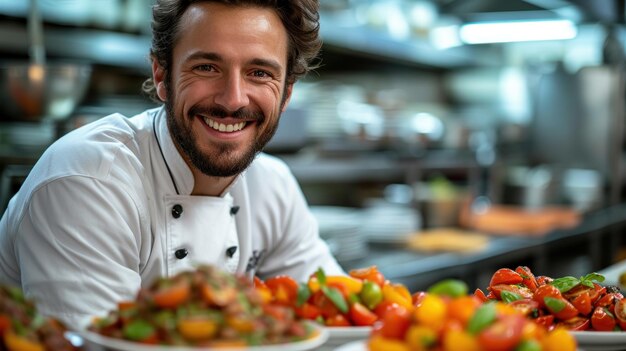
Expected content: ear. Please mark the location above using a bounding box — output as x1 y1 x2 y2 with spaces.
280 83 294 113
151 59 167 102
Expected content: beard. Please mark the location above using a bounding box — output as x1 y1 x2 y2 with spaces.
164 81 282 178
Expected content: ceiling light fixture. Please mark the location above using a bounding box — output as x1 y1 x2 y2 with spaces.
459 19 578 44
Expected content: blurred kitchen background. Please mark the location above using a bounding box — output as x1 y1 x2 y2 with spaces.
2 0 626 290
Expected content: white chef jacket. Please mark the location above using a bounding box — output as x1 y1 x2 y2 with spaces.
0 106 344 328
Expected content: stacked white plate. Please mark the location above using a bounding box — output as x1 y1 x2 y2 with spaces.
359 200 421 244
310 206 368 263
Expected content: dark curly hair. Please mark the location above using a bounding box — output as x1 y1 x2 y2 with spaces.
142 0 322 102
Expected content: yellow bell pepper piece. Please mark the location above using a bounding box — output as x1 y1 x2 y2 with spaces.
308 275 363 295
382 283 413 310
177 318 218 341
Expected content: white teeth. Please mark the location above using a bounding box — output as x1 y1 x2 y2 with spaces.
204 117 246 133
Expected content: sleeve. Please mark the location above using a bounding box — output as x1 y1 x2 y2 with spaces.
16 176 146 329
256 161 346 281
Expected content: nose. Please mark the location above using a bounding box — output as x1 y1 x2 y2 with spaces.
214 73 249 112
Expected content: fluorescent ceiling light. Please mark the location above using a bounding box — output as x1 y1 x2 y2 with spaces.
459 19 577 44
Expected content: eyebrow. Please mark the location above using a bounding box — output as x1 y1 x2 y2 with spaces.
186 51 283 73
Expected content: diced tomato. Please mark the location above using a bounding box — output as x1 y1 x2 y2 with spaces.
515 266 539 291
489 268 523 287
558 316 590 331
477 314 525 351
265 275 299 306
591 306 617 331
349 266 386 287
349 302 379 326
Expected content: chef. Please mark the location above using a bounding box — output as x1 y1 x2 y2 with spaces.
0 0 343 328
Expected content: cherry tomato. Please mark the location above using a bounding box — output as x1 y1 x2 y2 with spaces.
509 299 540 317
360 281 383 310
326 314 351 327
474 288 490 302
349 302 378 326
558 316 590 331
411 291 427 307
545 296 579 320
477 314 525 351
596 292 621 309
349 266 386 287
536 275 553 286
571 291 592 316
373 301 399 320
614 298 626 330
591 306 616 331
294 302 322 320
265 275 299 306
490 268 523 287
515 266 539 291
489 284 533 301
533 285 562 309
374 304 411 339
310 290 340 319
534 315 555 330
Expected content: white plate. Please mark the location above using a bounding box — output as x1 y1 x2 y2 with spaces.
324 327 371 349
333 340 367 351
78 323 328 351
571 331 626 351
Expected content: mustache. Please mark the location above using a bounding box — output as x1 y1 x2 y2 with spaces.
188 105 264 121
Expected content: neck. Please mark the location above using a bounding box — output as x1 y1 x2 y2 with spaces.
190 168 236 196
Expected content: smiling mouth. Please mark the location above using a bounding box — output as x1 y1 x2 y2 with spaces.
202 116 247 133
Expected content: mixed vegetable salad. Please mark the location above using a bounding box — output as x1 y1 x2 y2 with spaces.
0 285 77 351
477 266 626 332
255 266 403 327
88 265 318 347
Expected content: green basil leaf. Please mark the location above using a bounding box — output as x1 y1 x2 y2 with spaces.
550 276 580 293
500 290 522 303
296 282 311 307
581 273 605 284
315 267 327 286
467 302 496 335
321 286 348 314
544 297 566 313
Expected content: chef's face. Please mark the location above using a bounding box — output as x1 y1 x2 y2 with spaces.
154 2 292 177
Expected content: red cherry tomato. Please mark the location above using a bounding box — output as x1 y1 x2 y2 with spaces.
558 316 590 331
474 288 490 303
412 291 427 307
477 314 525 351
310 290 340 319
326 314 351 327
591 306 617 331
294 302 322 320
349 302 378 326
515 266 539 291
614 298 626 330
490 268 523 287
571 291 592 316
509 299 540 317
265 275 299 306
489 284 533 300
534 315 555 330
373 301 399 319
373 304 411 339
533 284 562 308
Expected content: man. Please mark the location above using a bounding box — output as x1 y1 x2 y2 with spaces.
0 0 343 328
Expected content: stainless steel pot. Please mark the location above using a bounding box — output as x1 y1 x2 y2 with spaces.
0 62 92 122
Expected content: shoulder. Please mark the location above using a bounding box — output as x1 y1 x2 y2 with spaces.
243 153 294 186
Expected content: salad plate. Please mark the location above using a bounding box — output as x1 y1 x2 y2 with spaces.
571 331 626 351
79 322 328 351
324 327 371 348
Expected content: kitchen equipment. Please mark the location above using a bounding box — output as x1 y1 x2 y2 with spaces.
0 0 91 122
